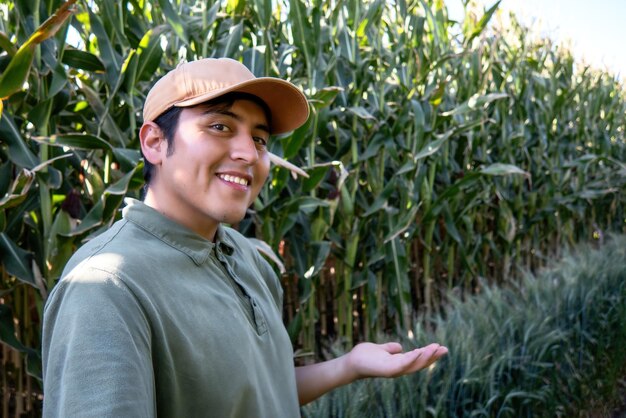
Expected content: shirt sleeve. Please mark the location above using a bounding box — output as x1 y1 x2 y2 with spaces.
42 267 155 418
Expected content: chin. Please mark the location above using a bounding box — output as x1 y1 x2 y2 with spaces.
219 211 247 225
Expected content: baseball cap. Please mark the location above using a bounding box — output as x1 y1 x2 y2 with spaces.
143 58 310 176
143 57 309 134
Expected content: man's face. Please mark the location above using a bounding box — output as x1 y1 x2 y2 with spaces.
147 99 271 239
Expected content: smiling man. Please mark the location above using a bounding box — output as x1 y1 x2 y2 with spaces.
42 58 448 417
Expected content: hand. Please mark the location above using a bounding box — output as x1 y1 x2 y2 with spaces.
343 342 448 380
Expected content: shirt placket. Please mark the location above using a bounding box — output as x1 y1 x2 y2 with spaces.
214 246 268 335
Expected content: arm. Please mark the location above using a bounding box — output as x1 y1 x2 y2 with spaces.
42 270 155 417
295 342 448 405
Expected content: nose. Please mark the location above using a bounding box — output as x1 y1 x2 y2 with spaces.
229 131 259 164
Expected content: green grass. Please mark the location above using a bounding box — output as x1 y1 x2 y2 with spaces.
302 235 626 417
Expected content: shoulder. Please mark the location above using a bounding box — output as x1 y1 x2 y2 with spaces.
62 218 138 275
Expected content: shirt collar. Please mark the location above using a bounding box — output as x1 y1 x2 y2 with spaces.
122 198 235 265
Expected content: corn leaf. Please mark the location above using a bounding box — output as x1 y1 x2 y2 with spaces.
0 233 35 286
0 0 77 100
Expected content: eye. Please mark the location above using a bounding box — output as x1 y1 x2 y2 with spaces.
209 123 231 132
253 136 268 147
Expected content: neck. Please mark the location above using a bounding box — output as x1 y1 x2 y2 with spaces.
143 187 219 242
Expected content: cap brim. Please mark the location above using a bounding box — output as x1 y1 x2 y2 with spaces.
175 77 309 135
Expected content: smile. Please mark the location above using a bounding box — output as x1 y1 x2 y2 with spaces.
217 174 250 186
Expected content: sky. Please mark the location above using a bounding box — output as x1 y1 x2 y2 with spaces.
446 0 626 79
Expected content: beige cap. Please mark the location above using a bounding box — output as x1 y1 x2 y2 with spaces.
143 58 309 134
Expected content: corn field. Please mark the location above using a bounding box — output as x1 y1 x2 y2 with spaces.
0 0 624 415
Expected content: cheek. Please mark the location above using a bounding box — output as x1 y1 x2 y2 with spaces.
251 158 270 191
259 159 270 182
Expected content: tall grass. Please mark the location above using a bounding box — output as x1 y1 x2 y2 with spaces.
302 234 626 417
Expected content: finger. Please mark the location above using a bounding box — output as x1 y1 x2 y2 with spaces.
393 348 425 373
382 342 403 354
402 345 446 374
422 345 448 364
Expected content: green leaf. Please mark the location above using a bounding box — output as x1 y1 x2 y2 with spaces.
61 49 105 72
62 166 143 237
396 160 416 176
78 84 127 146
356 0 384 37
33 133 141 169
252 0 272 28
441 92 508 116
101 0 129 50
413 131 452 162
302 166 330 193
157 0 189 45
136 27 167 82
423 173 482 222
282 115 312 159
480 163 530 177
359 134 387 161
348 106 375 120
89 10 121 88
248 237 285 274
464 0 502 46
443 203 463 244
290 196 330 215
0 304 27 351
428 80 447 107
383 204 420 243
111 148 142 171
37 133 113 150
106 167 141 195
286 310 303 344
220 23 244 58
63 199 104 237
48 62 68 98
578 188 618 200
303 241 331 279
0 0 77 99
0 43 35 99
411 99 426 138
0 169 35 210
364 178 397 216
289 0 314 63
27 98 53 129
310 87 343 110
0 232 35 286
47 211 76 280
0 113 39 168
0 32 17 56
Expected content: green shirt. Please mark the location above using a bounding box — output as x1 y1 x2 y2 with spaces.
42 198 300 417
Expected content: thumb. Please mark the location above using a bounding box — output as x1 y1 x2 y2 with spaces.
381 342 403 354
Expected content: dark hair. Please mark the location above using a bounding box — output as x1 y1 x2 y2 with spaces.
141 92 272 186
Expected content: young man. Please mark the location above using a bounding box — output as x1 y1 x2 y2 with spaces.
42 58 448 417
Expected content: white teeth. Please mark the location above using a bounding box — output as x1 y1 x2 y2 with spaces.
219 174 249 186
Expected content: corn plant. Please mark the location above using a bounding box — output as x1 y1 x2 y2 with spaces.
0 0 625 415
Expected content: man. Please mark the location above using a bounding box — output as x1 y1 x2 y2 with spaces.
42 57 448 417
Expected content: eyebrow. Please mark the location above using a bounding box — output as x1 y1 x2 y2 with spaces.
203 108 271 134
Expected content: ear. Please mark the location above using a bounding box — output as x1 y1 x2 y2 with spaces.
139 121 167 165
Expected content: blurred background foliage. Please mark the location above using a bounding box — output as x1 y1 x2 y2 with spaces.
0 0 624 416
